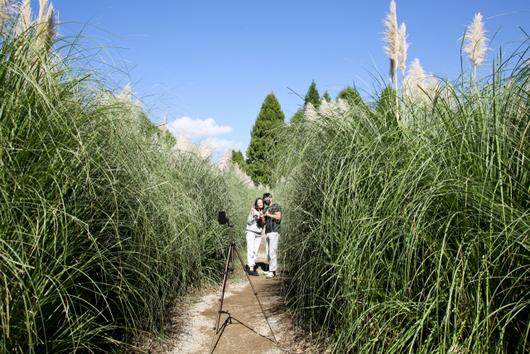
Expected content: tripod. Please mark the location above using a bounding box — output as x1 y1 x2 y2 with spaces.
209 214 278 353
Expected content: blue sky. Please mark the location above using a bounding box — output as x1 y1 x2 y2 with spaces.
46 1 528 157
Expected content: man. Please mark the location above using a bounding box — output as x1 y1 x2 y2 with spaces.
263 192 281 279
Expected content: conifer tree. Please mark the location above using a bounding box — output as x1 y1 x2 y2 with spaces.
337 86 364 107
290 108 305 124
304 80 320 108
246 93 285 185
322 91 332 102
230 150 246 169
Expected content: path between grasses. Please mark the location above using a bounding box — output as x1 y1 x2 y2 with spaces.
140 243 323 354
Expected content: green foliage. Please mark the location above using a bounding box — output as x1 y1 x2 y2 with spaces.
376 85 399 128
0 30 249 353
337 86 364 107
304 80 321 108
246 93 285 186
322 91 332 102
137 111 177 147
275 49 530 353
290 108 305 124
231 149 246 170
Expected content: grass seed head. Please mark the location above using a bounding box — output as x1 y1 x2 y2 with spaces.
464 12 488 67
15 0 32 35
398 22 409 75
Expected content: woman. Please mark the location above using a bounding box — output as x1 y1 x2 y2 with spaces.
245 198 264 276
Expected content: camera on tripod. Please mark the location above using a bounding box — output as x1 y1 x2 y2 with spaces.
210 209 277 352
217 210 230 226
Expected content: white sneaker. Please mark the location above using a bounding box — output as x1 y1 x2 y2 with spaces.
265 271 276 279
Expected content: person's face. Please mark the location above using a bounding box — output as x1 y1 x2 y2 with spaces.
256 199 264 209
264 196 272 206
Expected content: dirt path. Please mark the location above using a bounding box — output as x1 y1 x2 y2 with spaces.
141 241 324 354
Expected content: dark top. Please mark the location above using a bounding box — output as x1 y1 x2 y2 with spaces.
265 203 282 233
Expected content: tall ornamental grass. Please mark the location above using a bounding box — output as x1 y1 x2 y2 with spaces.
0 26 241 352
275 47 529 353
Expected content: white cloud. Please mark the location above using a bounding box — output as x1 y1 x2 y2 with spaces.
168 116 232 138
202 137 242 152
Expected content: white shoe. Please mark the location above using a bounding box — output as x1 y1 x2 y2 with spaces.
265 271 276 279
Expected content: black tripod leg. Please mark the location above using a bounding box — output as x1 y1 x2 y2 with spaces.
214 243 233 332
232 246 279 344
209 315 231 354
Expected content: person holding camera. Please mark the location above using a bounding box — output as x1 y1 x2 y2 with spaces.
263 192 281 279
245 198 265 276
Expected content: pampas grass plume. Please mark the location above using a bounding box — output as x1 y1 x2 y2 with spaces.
37 0 48 24
464 12 488 67
404 58 426 98
0 0 8 30
15 0 31 34
398 22 408 75
45 3 56 47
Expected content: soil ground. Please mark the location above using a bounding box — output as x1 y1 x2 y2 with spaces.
134 238 325 354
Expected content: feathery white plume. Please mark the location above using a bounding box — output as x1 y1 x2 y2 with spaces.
0 0 9 30
217 150 232 172
37 0 48 24
403 58 428 100
336 98 350 113
44 3 56 46
404 58 440 104
173 135 194 153
464 13 488 67
197 141 213 160
398 22 408 75
304 102 318 122
384 0 398 82
319 98 350 118
36 0 56 51
118 83 133 102
15 0 32 35
319 98 334 117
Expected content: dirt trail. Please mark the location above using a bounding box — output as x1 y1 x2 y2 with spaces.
160 242 322 354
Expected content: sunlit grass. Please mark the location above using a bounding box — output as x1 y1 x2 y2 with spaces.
275 44 529 353
0 26 252 352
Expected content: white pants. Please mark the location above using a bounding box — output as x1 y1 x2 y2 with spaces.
245 231 261 268
266 232 279 272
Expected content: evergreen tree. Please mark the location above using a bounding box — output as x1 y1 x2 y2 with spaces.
230 150 246 169
337 86 364 107
304 80 320 108
246 93 285 185
322 91 332 102
290 108 305 124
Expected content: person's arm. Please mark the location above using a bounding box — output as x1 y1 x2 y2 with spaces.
246 209 257 225
266 207 282 220
268 211 282 220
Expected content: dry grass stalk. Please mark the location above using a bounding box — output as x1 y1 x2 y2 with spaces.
384 0 398 84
